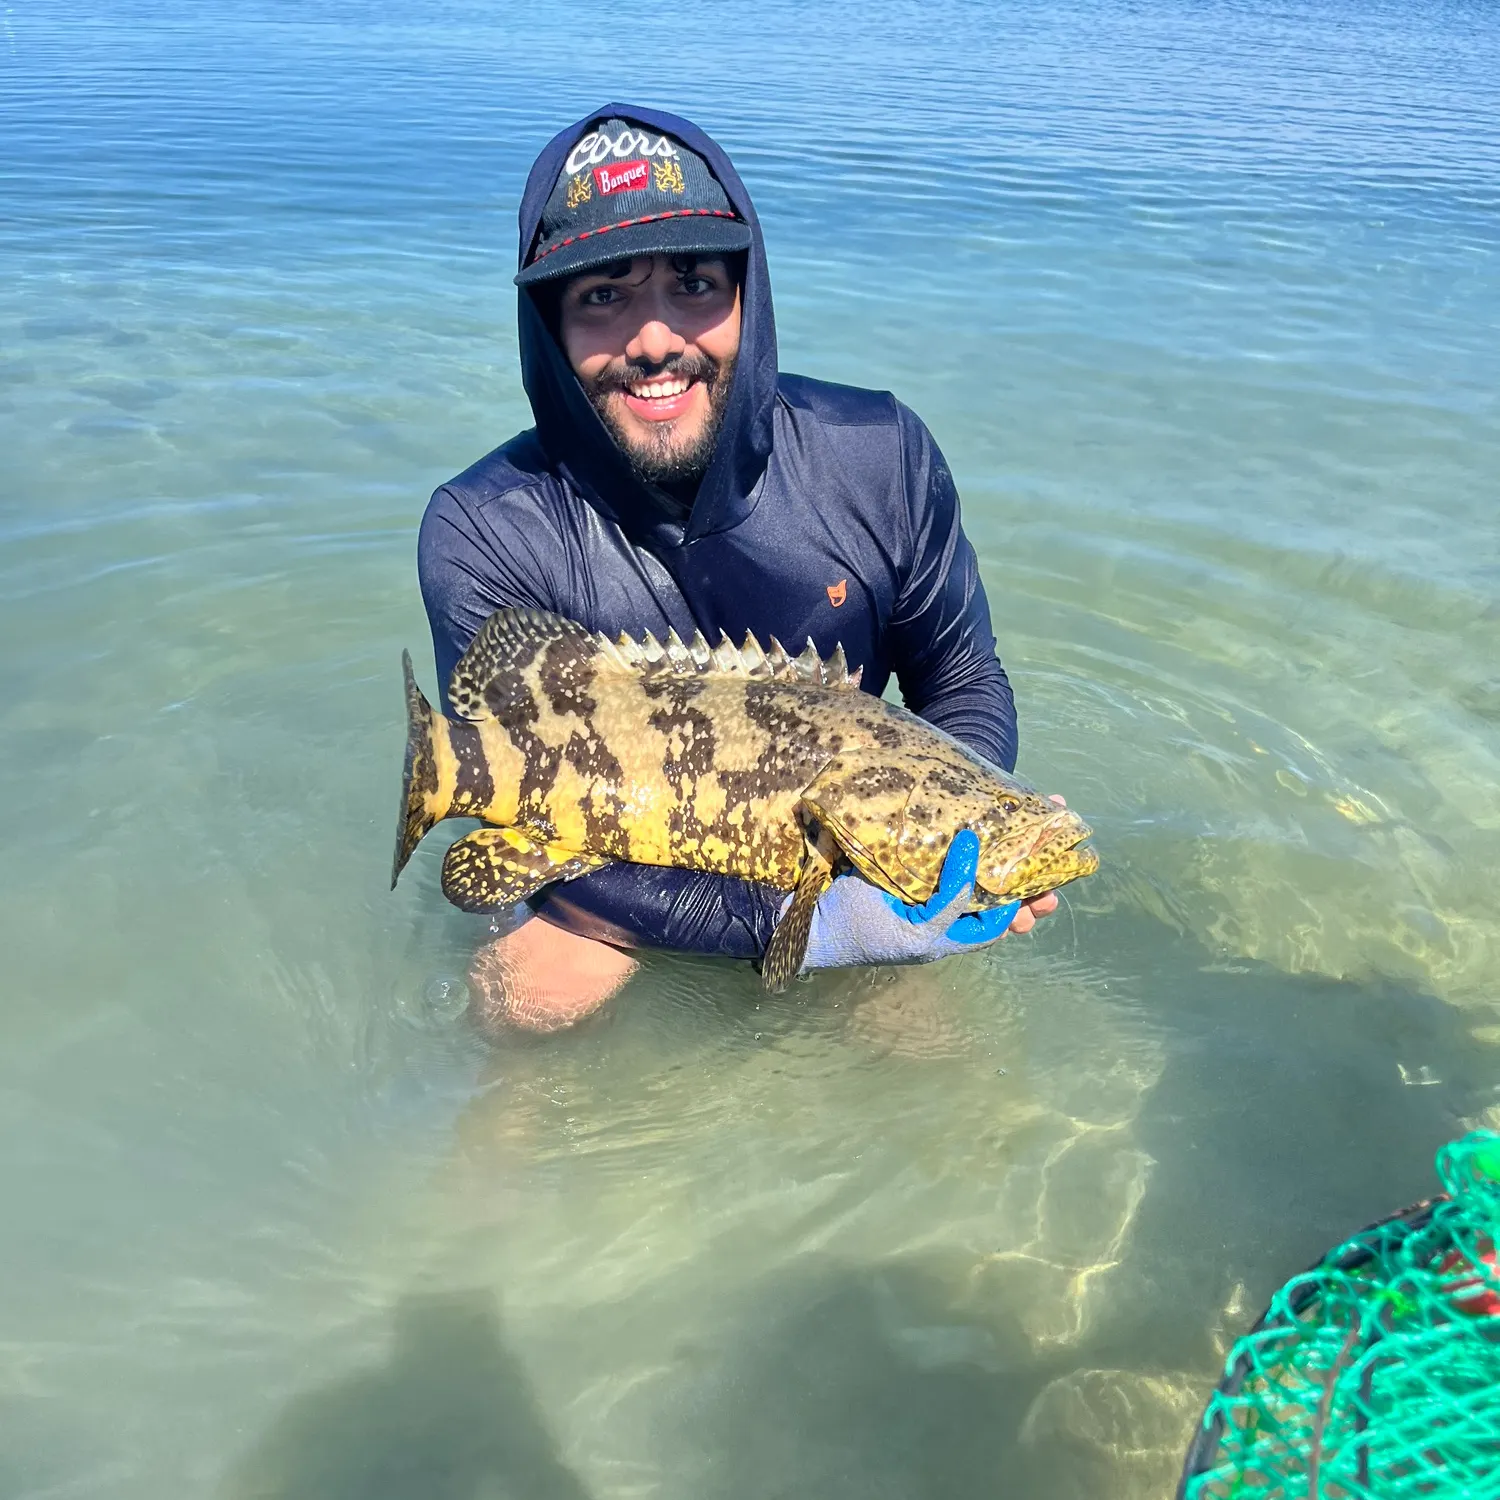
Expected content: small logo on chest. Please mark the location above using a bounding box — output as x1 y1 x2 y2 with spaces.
826 578 848 607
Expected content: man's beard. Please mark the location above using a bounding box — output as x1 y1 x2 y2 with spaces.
586 351 737 488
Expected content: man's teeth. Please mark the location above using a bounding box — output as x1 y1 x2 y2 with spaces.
628 377 692 399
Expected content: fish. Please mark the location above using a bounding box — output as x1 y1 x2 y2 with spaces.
392 608 1099 991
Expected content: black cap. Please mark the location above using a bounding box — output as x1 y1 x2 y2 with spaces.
515 118 753 287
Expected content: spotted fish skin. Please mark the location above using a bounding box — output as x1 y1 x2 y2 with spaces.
392 609 1099 989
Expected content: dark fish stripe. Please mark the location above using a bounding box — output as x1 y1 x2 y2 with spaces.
449 719 496 815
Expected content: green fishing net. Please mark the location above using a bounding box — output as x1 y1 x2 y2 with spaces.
1178 1131 1500 1500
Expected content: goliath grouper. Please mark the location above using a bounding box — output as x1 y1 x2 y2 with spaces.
392 608 1099 990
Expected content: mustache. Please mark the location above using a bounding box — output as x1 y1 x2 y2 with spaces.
590 351 721 395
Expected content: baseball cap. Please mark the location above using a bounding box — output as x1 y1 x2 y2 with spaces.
516 118 752 287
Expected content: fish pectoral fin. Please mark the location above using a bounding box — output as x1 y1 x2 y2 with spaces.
760 812 840 994
440 827 606 912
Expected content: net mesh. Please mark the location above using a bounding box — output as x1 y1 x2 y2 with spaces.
1179 1131 1500 1500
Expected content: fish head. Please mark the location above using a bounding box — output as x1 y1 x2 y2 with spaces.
885 760 1098 908
969 794 1099 904
806 748 1098 909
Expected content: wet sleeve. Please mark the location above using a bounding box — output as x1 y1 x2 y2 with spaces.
417 485 782 960
418 485 539 704
888 410 1019 772
528 865 780 961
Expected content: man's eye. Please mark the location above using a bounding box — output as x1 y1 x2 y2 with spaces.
678 276 714 296
580 286 620 306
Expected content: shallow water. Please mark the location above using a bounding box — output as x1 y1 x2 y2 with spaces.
3 1 1499 1495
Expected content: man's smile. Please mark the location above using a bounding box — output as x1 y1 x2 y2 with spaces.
620 374 701 423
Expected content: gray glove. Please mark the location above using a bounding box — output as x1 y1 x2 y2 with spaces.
790 830 1023 975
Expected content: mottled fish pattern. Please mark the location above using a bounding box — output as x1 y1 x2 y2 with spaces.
393 608 1099 989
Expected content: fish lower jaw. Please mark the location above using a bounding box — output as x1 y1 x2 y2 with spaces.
984 841 1099 903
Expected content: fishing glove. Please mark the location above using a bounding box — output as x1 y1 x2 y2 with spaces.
791 829 1022 975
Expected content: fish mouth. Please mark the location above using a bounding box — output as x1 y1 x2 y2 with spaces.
1028 813 1099 895
984 811 1099 903
1035 810 1092 856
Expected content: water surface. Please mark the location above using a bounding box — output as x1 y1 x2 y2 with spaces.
3 2 1499 1495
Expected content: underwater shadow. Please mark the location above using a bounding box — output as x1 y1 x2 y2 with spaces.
657 1248 1204 1500
660 920 1492 1500
223 1290 590 1500
659 1253 1046 1500
1072 911 1493 1376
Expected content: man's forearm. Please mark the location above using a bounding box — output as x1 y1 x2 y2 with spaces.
887 410 1019 773
530 863 782 960
469 915 639 1033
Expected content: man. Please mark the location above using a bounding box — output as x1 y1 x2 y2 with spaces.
418 106 1058 1032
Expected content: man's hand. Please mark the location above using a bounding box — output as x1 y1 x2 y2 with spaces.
790 814 1063 978
1006 889 1060 934
469 917 638 1034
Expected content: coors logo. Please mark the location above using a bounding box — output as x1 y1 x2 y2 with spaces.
565 127 679 176
593 159 650 196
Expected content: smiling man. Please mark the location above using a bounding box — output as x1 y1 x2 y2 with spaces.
417 107 1057 1031
550 252 741 500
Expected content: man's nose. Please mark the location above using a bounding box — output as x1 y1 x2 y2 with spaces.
627 319 686 367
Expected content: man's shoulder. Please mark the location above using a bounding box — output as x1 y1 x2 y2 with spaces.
776 372 913 431
429 429 555 514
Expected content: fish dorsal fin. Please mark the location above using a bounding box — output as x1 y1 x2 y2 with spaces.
738 633 769 677
451 609 866 718
602 623 863 689
713 630 741 674
664 628 693 670
792 639 822 681
449 608 604 720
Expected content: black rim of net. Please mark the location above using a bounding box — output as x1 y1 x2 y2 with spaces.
1175 1193 1446 1498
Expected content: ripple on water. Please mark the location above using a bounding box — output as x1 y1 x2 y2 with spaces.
4 1 1500 1495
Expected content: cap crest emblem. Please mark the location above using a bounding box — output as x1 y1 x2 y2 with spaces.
654 159 686 195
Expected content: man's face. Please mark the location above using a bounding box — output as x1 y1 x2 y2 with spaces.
556 254 742 486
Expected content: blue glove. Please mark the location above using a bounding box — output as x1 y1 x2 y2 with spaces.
790 829 1023 976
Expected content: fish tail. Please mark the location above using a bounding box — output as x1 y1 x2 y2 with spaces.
391 650 447 888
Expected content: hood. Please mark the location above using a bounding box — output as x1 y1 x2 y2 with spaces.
515 103 779 546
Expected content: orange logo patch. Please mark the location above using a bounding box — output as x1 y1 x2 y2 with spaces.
826 579 847 607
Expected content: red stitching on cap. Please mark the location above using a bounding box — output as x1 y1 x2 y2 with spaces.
531 208 741 262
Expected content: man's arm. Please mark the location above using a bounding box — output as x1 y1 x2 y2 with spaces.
880 409 1061 937
420 485 543 698
887 408 1018 771
534 864 778 959
418 485 781 959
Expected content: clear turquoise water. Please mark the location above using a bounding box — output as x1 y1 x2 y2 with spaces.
3 2 1499 1495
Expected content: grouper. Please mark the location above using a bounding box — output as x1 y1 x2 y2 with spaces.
392 608 1099 990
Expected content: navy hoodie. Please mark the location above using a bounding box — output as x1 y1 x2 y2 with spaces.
418 104 1017 959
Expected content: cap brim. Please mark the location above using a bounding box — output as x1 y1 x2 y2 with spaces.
516 213 752 286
